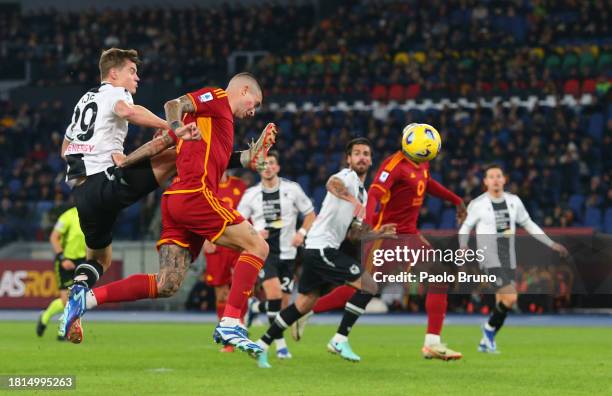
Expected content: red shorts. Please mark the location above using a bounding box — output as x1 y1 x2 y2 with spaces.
157 191 244 261
204 246 241 286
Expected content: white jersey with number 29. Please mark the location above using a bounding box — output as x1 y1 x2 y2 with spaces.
64 82 133 181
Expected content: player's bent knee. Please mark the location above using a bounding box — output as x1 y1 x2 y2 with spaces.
501 294 517 307
357 273 378 295
244 236 269 259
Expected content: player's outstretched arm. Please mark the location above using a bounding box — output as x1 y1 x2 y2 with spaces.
327 176 364 218
114 100 168 130
164 96 195 130
112 123 198 168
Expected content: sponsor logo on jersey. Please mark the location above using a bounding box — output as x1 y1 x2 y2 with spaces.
65 143 96 154
198 92 214 103
379 171 389 182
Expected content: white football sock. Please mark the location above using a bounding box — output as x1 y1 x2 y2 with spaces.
424 333 441 346
332 333 348 344
220 317 241 327
275 337 287 350
256 339 269 351
85 290 98 309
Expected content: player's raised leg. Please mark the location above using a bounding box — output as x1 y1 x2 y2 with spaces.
62 243 192 343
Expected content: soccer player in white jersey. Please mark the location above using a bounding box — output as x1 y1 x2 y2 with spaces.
239 151 316 359
60 48 200 294
252 138 396 368
458 164 568 353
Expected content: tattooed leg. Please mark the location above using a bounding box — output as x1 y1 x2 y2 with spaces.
156 244 192 298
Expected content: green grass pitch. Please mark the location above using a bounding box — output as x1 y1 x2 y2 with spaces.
1 321 610 395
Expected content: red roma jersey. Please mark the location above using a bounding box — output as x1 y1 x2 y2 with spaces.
165 87 233 195
367 151 430 234
217 176 247 210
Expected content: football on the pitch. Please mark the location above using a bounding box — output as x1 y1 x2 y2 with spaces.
401 123 442 163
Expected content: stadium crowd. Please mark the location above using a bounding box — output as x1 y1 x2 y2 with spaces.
1 98 611 243
1 1 610 100
0 0 611 244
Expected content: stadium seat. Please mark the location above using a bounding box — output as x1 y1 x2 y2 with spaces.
568 194 586 218
562 52 579 71
439 208 456 229
544 54 561 69
587 113 604 141
597 52 612 71
426 197 443 217
312 186 327 212
563 79 580 96
371 84 388 100
296 174 311 195
388 84 405 101
406 84 421 99
582 79 597 94
393 52 409 65
584 207 602 231
604 208 612 234
420 222 436 230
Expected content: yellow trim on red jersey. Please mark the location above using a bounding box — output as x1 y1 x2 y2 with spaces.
147 274 157 298
384 151 405 172
204 188 235 222
156 238 190 248
240 255 263 270
210 219 229 242
370 184 388 194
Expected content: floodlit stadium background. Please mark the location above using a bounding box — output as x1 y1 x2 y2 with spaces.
1 0 610 313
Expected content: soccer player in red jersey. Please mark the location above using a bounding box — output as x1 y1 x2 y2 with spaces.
203 171 247 352
61 73 277 355
365 127 466 360
295 124 467 361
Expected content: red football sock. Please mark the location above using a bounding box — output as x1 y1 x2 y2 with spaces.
216 301 226 321
93 274 157 305
224 254 263 319
313 285 356 313
239 298 249 324
425 284 449 335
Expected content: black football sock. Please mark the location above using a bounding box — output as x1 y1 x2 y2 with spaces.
261 304 302 345
73 260 104 288
488 301 510 332
337 292 373 337
257 300 267 314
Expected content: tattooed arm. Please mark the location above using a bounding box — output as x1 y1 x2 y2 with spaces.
112 123 198 168
326 176 365 219
347 222 397 242
156 244 193 298
164 95 195 131
326 176 358 204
